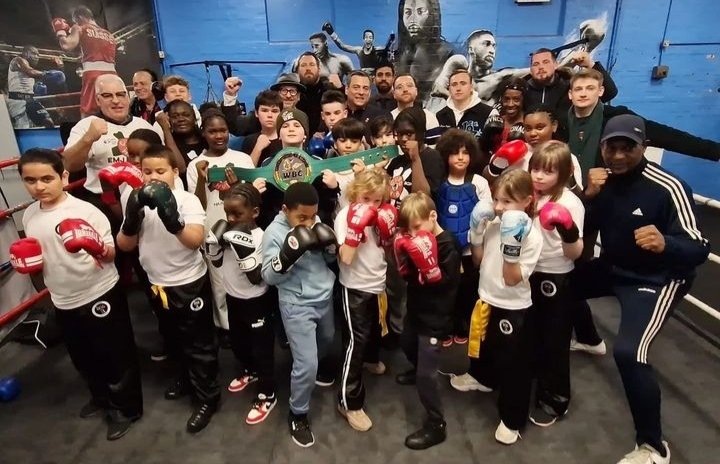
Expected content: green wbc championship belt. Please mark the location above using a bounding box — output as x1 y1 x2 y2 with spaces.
208 145 399 191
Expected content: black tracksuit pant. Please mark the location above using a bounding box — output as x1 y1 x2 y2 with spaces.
226 291 276 396
338 286 382 411
55 282 143 419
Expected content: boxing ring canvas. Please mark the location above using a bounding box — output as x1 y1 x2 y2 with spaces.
0 0 160 129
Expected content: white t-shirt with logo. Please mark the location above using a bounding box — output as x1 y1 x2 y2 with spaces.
121 188 207 287
534 190 585 274
478 217 542 310
334 205 387 295
66 116 163 194
220 226 268 299
186 149 254 227
22 194 118 309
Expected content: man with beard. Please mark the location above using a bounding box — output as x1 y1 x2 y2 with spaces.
391 74 439 132
395 0 455 104
321 24 388 75
293 33 353 82
369 64 397 112
295 52 342 134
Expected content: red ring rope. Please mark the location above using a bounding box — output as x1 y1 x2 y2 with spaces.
0 179 86 220
0 289 49 327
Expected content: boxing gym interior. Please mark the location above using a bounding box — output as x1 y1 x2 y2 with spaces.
1 1 719 463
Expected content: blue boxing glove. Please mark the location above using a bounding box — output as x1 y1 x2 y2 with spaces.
469 201 496 246
308 137 325 157
323 132 334 150
42 69 66 86
33 81 48 96
0 376 21 402
499 210 531 263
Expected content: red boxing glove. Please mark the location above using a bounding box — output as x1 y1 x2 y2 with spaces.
539 201 579 243
52 18 71 37
57 219 107 258
9 238 43 274
393 234 413 278
402 230 442 284
375 203 398 247
488 139 528 177
344 203 378 248
99 162 143 205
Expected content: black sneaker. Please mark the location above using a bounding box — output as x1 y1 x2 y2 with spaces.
288 412 315 448
530 403 564 427
186 402 217 434
79 400 103 419
396 369 417 385
150 348 168 362
106 410 135 441
164 379 191 400
315 372 335 387
405 420 447 450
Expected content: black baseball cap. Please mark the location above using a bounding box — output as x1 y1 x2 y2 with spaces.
601 114 646 144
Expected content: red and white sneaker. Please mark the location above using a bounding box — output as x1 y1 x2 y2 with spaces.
228 375 258 393
246 393 277 425
441 338 454 348
453 336 468 345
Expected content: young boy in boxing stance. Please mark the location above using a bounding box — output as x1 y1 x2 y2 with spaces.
11 148 142 441
261 182 338 448
117 144 220 434
394 192 461 449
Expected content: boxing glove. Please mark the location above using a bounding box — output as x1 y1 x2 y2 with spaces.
33 82 48 97
323 132 335 150
308 137 326 157
138 180 184 234
507 123 525 142
57 218 106 258
9 238 43 274
271 226 317 274
204 219 229 264
393 234 413 278
488 139 527 177
312 222 338 256
469 201 496 246
322 21 336 36
401 230 442 284
500 210 532 263
42 69 66 86
121 188 145 236
99 162 143 205
52 18 70 37
539 202 579 243
483 113 504 136
345 203 378 247
224 224 263 285
376 203 399 247
0 377 20 402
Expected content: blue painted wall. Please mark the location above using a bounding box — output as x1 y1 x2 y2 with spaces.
15 0 720 197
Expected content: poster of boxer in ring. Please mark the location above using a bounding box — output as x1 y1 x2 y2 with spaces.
0 0 159 129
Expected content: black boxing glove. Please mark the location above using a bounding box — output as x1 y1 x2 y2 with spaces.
271 226 318 274
507 122 525 142
312 222 337 256
204 219 229 266
322 21 335 36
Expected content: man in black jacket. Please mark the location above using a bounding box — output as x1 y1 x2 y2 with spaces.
524 48 618 122
296 52 342 135
576 115 709 464
436 69 493 143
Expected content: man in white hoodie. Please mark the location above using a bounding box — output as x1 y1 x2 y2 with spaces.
435 69 493 141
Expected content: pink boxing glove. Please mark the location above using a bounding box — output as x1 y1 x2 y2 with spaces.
539 202 579 243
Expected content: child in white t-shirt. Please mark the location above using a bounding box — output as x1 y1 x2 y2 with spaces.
12 149 142 441
117 144 220 435
205 183 277 425
334 169 397 432
454 169 542 445
186 109 254 337
526 141 584 427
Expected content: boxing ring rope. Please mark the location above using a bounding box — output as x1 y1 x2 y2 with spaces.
0 156 85 327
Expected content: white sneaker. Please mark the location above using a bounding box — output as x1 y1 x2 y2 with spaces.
570 339 607 355
494 421 521 445
617 441 670 464
363 361 386 375
450 373 493 392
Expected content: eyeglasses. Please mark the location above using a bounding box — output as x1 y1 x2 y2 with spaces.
99 91 128 100
280 88 298 96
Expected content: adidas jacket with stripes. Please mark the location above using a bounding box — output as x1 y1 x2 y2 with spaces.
585 158 710 285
